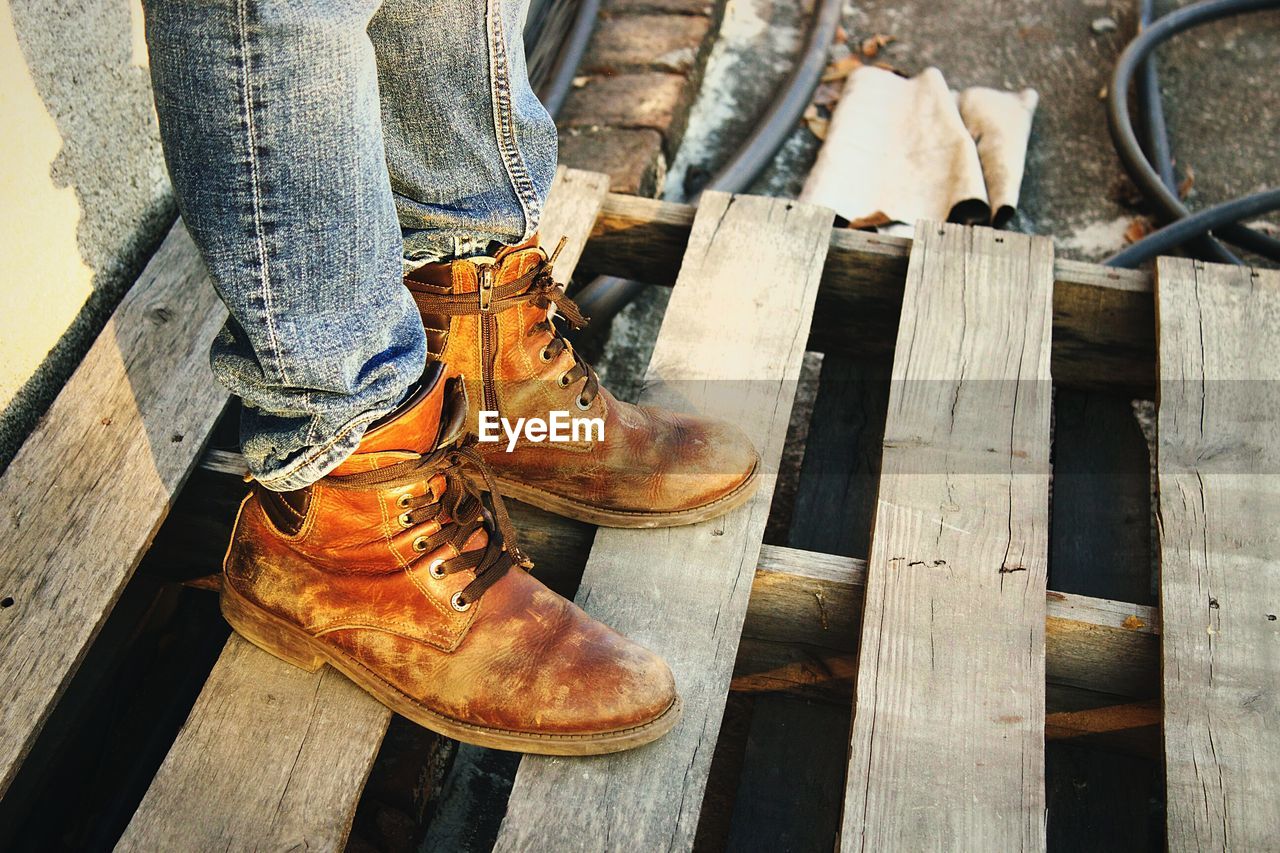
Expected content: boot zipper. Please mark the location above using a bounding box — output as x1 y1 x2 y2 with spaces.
475 259 500 416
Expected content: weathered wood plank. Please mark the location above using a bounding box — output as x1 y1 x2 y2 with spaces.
1155 257 1280 852
116 636 389 851
841 222 1054 850
0 221 229 796
120 166 610 850
738 546 1158 704
579 192 1154 393
538 167 610 287
495 192 833 851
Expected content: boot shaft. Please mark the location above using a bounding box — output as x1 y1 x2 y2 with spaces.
242 366 472 574
404 238 599 432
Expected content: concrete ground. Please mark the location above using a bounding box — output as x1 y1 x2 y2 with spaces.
593 0 1280 391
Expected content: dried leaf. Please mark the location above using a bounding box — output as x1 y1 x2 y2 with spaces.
834 24 848 44
1122 615 1146 630
848 211 893 230
1178 165 1196 199
812 81 843 108
861 33 895 58
821 54 863 82
805 116 830 140
1124 217 1153 245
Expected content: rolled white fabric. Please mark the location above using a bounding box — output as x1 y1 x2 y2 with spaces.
800 65 1038 231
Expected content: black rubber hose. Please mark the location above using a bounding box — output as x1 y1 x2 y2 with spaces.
1135 0 1176 193
537 0 602 118
1105 0 1280 266
697 0 844 195
1105 189 1280 267
572 0 845 322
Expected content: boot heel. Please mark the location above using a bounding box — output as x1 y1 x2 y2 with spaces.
221 583 326 673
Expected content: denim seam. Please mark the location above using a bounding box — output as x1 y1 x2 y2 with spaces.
485 0 540 242
255 405 386 491
235 0 288 385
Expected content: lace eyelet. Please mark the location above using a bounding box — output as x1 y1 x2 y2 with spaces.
396 492 413 509
412 536 429 553
576 395 591 411
557 373 571 388
539 347 553 362
450 592 471 612
428 558 446 579
397 511 413 529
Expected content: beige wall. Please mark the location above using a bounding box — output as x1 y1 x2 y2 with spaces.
0 0 172 469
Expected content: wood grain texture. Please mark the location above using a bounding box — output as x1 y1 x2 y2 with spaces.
580 192 1153 393
0 222 229 796
841 222 1054 851
538 167 611 286
120 168 609 850
116 636 390 851
1155 257 1280 852
495 193 834 852
739 545 1158 704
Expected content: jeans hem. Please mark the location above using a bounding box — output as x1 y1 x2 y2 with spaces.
252 405 389 492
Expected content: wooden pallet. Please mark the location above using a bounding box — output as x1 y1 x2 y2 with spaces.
2 167 1276 850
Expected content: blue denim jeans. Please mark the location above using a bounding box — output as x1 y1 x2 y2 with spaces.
142 0 557 490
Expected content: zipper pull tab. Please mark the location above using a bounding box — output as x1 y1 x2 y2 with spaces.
477 262 495 312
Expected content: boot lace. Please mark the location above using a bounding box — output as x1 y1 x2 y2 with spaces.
408 237 601 406
326 442 532 608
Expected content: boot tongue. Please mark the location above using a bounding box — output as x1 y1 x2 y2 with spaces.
330 364 455 475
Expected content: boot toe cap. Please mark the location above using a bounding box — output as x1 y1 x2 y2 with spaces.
656 410 760 510
531 609 679 735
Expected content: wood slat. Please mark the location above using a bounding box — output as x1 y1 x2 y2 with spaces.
736 545 1158 705
840 222 1054 850
579 192 1154 393
0 222 228 796
115 636 390 851
1155 257 1280 851
495 192 833 851
120 166 609 850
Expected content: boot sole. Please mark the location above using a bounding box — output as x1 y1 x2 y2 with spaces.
491 457 761 528
220 582 682 755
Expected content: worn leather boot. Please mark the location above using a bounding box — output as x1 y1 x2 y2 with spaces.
221 364 681 754
404 238 760 527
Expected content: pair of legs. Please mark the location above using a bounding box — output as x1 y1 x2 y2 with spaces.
144 0 555 490
144 0 759 753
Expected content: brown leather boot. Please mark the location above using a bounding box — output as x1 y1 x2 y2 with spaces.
404 238 760 527
221 364 681 754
